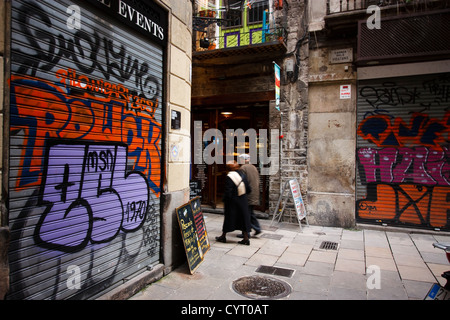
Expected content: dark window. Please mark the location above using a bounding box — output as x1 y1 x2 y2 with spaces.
248 0 269 24
223 0 243 27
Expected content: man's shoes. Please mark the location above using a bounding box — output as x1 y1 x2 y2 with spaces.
215 235 226 243
238 239 250 245
237 230 262 238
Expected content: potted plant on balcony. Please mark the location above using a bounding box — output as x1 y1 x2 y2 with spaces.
199 9 216 17
208 41 216 50
276 28 284 43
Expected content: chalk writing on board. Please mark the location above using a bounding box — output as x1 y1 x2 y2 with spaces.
191 197 210 255
176 198 210 274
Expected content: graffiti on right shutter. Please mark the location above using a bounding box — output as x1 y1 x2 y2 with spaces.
357 74 450 230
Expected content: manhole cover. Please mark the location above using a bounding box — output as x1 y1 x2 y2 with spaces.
319 241 338 250
232 275 292 300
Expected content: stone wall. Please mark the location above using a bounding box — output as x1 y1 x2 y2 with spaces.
307 42 357 228
268 0 310 223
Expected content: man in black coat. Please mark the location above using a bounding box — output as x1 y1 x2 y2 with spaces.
238 154 262 237
215 160 252 245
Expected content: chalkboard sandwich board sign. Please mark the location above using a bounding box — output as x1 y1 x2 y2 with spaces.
176 198 209 274
190 197 210 256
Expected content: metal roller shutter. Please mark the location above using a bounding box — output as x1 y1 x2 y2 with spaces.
356 73 450 231
8 0 164 299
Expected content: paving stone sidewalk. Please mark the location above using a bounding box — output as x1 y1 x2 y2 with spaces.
130 212 450 300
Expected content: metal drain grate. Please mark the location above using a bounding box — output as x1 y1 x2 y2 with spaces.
319 241 338 250
232 275 292 300
255 265 295 278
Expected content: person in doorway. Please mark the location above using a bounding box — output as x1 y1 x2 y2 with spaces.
215 160 252 245
238 154 262 238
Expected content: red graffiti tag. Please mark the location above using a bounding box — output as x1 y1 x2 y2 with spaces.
10 74 161 195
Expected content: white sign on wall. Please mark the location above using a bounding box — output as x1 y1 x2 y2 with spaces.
271 179 309 232
330 48 353 64
340 85 351 99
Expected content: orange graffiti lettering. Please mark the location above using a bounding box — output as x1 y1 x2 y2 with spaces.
10 74 161 195
357 184 449 228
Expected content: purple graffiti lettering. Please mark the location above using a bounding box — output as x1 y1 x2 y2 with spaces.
358 146 450 186
34 143 150 253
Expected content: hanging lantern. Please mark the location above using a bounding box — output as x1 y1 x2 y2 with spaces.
200 38 210 49
223 0 245 26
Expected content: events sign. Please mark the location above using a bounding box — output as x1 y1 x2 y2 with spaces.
86 0 168 45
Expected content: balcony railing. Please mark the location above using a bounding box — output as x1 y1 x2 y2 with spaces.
194 26 287 53
327 0 447 14
327 0 373 14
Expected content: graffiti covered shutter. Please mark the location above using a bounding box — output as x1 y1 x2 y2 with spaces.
356 73 450 231
8 0 164 299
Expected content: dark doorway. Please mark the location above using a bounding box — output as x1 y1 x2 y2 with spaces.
191 104 269 212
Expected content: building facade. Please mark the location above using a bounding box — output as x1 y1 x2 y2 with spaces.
308 0 450 231
0 0 193 300
191 0 310 224
2 0 449 301
192 0 450 232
